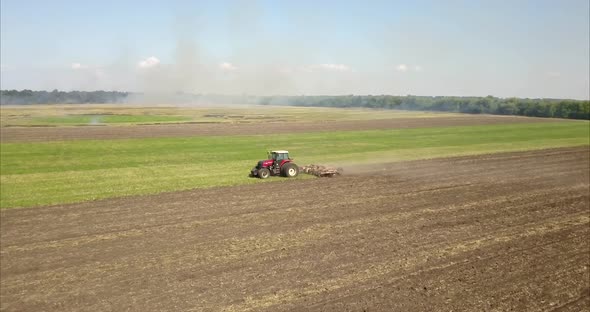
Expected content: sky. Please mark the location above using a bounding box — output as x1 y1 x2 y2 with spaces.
1 0 589 99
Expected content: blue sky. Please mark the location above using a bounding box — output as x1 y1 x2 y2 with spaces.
1 0 589 99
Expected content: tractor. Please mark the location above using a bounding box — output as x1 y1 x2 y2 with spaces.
250 150 299 179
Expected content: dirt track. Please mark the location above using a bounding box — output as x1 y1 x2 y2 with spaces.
0 115 565 142
1 147 589 311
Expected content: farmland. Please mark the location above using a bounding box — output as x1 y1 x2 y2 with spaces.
0 105 589 311
1 121 587 208
0 104 465 127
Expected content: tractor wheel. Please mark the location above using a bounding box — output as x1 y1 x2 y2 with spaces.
258 168 270 179
282 163 299 178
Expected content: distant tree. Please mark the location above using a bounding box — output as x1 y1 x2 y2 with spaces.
1 90 588 120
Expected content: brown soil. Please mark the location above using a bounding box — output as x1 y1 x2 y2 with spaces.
1 147 588 311
0 115 566 142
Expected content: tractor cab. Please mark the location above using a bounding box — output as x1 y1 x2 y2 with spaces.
269 150 290 162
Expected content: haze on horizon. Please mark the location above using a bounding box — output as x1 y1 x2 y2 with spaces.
1 0 589 100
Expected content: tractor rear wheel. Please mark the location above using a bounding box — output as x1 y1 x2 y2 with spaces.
258 168 270 179
282 163 299 177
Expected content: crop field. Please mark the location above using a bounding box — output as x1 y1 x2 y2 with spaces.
0 104 465 127
0 105 589 311
2 121 587 208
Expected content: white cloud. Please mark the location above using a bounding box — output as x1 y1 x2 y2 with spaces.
276 64 352 74
219 62 237 71
316 63 351 72
71 63 88 70
396 64 408 72
414 65 423 72
138 56 160 68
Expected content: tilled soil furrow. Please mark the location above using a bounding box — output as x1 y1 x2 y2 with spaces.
1 147 588 311
296 224 588 312
2 181 583 277
2 188 588 310
223 214 589 312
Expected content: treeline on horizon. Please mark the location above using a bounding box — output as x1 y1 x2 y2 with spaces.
264 95 590 120
1 89 128 105
1 89 589 120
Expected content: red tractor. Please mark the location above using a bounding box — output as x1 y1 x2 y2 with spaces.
250 150 299 179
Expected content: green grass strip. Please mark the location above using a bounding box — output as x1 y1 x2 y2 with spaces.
28 115 191 125
1 121 588 208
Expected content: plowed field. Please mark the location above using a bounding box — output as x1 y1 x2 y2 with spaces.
1 147 588 311
0 115 565 142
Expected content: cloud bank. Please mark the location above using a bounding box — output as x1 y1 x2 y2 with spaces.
138 57 161 69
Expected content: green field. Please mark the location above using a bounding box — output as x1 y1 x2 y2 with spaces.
27 114 192 125
1 121 588 208
0 104 462 126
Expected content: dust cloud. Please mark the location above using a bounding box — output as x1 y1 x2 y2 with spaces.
124 2 300 104
78 1 364 104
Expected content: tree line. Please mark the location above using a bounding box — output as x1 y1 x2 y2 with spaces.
0 89 128 105
1 90 588 120
262 95 589 120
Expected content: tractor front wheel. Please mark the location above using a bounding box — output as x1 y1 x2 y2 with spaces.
282 163 299 177
258 168 270 179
